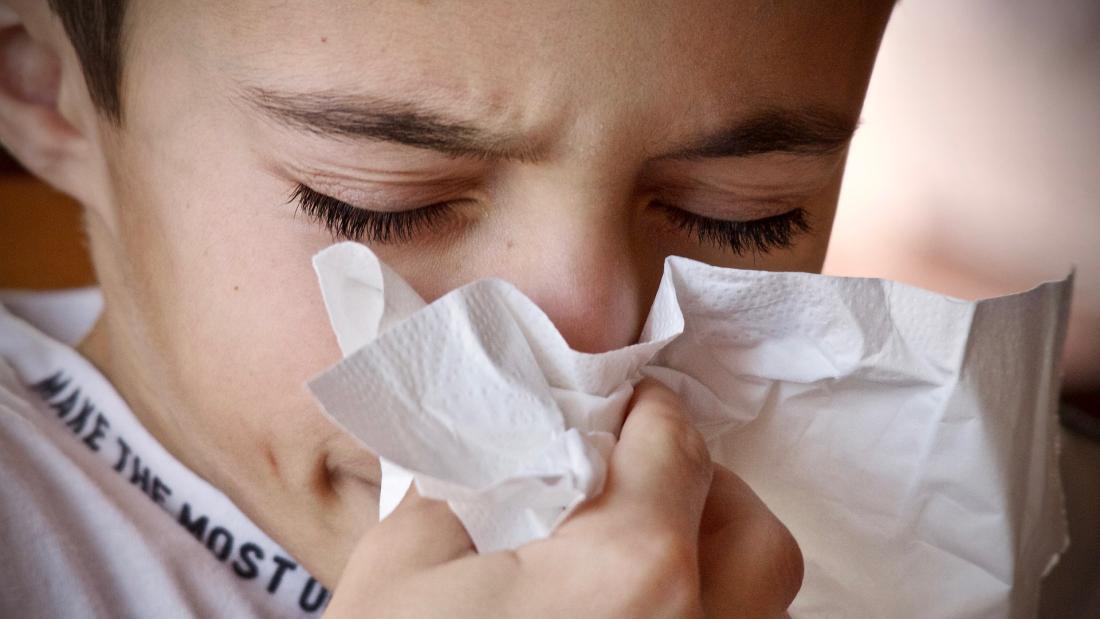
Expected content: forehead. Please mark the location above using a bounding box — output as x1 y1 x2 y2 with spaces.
125 1 889 140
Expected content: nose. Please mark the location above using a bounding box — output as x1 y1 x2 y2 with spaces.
486 199 654 354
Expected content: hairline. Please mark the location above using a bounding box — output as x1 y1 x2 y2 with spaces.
48 0 128 124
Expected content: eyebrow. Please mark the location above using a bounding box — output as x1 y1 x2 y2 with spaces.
663 107 858 160
245 87 541 161
244 87 856 162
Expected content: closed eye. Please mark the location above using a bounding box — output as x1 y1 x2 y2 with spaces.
290 184 459 244
652 201 812 256
291 183 811 255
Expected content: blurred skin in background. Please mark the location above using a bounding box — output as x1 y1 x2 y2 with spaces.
828 1 1100 614
829 0 1100 394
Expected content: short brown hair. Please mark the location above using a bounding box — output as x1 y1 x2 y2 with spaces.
48 0 127 122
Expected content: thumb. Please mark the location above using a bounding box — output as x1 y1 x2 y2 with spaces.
699 465 804 617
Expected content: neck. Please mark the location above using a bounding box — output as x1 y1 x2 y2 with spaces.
76 314 219 487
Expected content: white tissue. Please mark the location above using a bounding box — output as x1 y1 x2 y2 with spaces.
308 241 1071 618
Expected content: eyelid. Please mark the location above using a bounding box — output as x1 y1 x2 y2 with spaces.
643 162 836 218
652 201 813 256
294 171 482 212
300 184 461 213
651 186 809 221
290 182 812 255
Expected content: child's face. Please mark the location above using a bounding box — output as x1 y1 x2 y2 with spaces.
74 0 892 584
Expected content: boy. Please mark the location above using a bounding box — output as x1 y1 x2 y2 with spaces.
0 1 894 616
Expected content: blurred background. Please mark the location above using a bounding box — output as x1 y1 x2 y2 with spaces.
1 0 1097 615
0 149 92 288
827 0 1099 397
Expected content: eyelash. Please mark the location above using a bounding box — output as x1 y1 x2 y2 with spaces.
653 201 812 256
291 183 811 255
291 184 457 244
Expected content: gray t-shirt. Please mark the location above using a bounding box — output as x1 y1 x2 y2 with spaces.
0 289 328 618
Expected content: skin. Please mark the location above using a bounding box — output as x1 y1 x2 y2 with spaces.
0 0 892 614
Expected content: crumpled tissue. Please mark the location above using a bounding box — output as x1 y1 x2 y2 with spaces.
307 241 1071 618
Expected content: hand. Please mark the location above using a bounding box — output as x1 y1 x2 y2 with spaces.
324 380 803 618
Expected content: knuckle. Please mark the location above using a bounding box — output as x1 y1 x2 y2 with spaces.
679 423 712 469
673 426 714 485
616 529 700 606
763 519 805 607
648 411 713 478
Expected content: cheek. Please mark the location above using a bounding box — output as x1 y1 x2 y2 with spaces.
112 137 344 457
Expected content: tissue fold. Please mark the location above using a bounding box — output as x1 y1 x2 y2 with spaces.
308 242 1070 618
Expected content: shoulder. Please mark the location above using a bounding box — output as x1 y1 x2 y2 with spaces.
0 358 130 605
0 357 64 476
0 359 275 618
0 359 111 615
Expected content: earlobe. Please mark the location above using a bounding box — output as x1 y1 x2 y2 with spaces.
0 5 102 208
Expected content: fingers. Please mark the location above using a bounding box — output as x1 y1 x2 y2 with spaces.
327 487 476 617
325 380 801 619
542 379 711 617
699 464 804 617
601 378 714 536
557 380 712 576
340 486 475 587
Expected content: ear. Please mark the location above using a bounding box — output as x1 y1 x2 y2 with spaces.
0 1 111 213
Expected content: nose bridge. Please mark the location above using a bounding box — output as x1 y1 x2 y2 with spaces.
501 194 648 354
